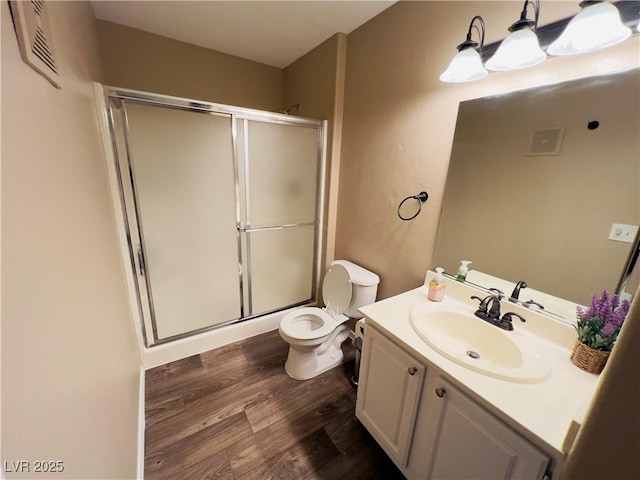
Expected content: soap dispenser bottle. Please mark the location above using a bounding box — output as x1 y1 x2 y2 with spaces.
456 260 471 282
428 267 446 302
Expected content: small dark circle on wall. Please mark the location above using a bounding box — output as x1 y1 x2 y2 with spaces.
587 120 600 130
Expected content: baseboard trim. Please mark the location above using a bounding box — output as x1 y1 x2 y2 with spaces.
142 310 287 369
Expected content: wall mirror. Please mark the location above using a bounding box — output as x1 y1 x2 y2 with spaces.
433 68 640 320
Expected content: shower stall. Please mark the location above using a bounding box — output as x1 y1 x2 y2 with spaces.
100 86 326 347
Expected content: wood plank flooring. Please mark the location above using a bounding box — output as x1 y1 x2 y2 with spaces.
145 330 405 480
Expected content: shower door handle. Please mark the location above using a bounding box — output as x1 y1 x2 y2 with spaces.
238 221 316 233
137 248 146 276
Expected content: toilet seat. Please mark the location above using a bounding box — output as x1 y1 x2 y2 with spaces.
321 263 352 316
280 264 353 342
279 307 348 342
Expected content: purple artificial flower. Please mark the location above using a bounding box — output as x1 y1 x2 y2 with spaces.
602 322 616 336
610 299 631 327
577 291 629 324
596 290 609 318
611 294 620 311
575 290 630 351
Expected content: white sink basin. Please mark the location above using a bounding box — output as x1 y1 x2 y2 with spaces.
410 303 550 383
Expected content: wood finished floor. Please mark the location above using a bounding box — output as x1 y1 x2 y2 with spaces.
145 330 405 480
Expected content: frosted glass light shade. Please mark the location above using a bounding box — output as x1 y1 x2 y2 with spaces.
547 2 631 56
439 48 488 83
485 28 546 71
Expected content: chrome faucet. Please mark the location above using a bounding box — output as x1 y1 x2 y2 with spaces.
510 280 528 300
471 294 527 331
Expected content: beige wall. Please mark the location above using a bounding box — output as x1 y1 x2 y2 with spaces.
283 33 347 273
97 20 283 111
1 2 141 478
562 285 640 480
337 1 640 300
434 71 639 304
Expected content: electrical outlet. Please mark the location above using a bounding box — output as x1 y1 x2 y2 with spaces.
608 223 638 243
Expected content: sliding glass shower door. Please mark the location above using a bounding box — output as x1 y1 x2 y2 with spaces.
105 89 324 346
122 103 241 340
238 120 320 316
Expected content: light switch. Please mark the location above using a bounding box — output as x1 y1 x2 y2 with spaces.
608 223 639 243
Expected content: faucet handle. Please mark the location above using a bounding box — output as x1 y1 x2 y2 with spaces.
523 299 544 310
501 312 527 330
471 295 488 313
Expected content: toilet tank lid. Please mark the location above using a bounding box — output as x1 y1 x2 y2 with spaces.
331 260 380 287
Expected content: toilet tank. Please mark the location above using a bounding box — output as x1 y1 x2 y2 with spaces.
331 260 380 319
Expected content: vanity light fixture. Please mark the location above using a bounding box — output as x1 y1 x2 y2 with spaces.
439 16 488 83
485 0 546 71
547 1 632 56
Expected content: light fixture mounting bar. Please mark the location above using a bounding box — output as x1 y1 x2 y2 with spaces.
481 0 640 61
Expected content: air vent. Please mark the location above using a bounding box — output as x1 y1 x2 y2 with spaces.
526 127 564 156
33 25 57 73
32 0 43 15
8 0 61 88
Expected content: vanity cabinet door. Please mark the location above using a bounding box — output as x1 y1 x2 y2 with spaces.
356 325 425 468
428 379 550 480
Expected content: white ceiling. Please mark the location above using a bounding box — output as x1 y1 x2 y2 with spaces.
91 1 396 68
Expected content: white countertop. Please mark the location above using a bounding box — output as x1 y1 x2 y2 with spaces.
358 274 600 458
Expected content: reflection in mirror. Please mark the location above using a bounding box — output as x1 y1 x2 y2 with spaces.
434 69 640 320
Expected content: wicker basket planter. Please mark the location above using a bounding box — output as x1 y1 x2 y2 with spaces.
570 339 610 374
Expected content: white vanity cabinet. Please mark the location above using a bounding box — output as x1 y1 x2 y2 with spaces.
355 324 425 468
356 324 552 480
427 379 550 479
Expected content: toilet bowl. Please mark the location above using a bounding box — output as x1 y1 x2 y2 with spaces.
279 260 379 380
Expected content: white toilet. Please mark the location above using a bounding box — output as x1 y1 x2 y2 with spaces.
279 260 380 380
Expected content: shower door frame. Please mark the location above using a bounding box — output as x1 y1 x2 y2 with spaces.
100 86 327 347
